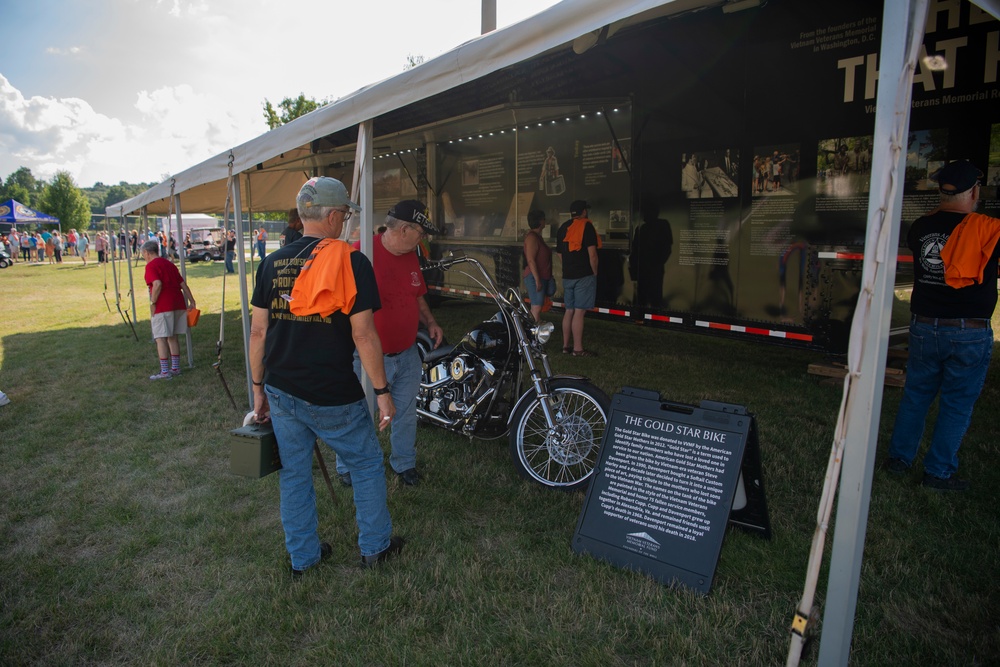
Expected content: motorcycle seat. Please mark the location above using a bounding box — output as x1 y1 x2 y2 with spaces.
423 343 458 364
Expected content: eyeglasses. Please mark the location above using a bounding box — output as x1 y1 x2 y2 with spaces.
405 223 427 238
337 208 354 221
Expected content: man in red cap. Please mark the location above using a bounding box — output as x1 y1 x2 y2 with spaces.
886 160 997 491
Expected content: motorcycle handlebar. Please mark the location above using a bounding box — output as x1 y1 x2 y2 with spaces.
421 254 472 272
421 254 505 300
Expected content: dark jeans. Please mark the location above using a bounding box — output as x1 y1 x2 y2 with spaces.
888 318 993 478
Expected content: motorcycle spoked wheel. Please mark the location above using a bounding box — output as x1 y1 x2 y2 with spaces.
509 379 610 491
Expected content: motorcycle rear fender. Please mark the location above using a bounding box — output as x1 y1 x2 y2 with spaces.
506 374 591 426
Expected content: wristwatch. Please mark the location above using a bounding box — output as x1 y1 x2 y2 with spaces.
373 385 391 396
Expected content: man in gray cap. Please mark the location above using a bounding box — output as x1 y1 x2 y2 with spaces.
336 199 443 488
249 176 404 573
886 160 997 491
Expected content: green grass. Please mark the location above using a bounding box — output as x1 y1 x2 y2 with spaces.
2 255 999 665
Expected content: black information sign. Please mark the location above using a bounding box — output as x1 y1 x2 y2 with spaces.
573 387 769 595
701 400 771 540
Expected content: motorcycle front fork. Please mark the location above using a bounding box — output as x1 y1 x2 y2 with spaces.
527 357 561 430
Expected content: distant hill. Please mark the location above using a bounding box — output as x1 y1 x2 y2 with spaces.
83 181 156 215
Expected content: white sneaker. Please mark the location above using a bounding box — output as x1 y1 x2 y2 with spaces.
0 392 9 406
169 369 181 377
149 371 173 381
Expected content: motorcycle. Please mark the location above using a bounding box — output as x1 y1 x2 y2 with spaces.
417 254 610 491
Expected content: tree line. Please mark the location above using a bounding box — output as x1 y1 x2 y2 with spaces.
0 166 154 230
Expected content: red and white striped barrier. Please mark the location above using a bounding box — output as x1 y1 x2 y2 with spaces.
644 313 684 324
695 320 813 342
817 251 912 263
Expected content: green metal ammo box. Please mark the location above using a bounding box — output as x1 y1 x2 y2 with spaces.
230 422 282 478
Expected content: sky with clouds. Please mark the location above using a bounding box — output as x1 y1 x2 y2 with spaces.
0 0 560 188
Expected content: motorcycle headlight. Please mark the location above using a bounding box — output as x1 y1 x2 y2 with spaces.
534 321 555 345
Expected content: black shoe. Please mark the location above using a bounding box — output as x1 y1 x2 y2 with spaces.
922 474 969 491
884 458 909 475
396 468 421 486
338 472 352 487
291 541 333 578
361 535 405 568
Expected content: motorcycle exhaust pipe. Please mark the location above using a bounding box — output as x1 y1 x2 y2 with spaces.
416 409 457 427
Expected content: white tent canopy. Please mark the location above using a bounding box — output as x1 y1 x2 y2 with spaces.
105 0 714 217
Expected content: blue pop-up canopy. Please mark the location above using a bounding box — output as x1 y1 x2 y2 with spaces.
0 199 61 230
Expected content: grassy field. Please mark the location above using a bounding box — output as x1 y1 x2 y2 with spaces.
1 254 998 665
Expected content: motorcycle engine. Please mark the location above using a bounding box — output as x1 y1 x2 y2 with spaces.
422 353 482 420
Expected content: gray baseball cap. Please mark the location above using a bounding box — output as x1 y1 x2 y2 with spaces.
296 177 361 211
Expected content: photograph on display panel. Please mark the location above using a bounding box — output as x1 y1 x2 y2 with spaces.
904 128 948 192
538 146 565 196
816 135 873 197
612 139 631 174
750 144 799 197
983 123 1000 200
679 148 739 199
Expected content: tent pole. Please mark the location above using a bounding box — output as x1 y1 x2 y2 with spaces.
174 194 194 368
816 0 927 664
352 121 375 414
127 209 138 323
232 173 254 410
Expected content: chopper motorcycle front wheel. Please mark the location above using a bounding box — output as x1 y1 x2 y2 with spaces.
509 379 610 491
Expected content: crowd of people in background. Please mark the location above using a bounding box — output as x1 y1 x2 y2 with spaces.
1 226 275 267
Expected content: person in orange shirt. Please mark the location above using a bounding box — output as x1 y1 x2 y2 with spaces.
886 160 996 491
249 176 402 573
555 200 601 357
255 228 268 260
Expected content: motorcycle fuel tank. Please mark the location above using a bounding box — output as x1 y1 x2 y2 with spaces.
459 321 510 361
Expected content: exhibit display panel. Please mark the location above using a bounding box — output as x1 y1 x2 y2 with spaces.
312 0 998 353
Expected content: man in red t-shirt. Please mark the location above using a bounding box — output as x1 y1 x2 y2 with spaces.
142 240 196 380
336 200 443 487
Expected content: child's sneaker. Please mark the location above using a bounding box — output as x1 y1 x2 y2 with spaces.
149 371 173 381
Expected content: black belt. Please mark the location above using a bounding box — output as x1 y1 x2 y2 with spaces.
385 351 403 357
913 315 990 329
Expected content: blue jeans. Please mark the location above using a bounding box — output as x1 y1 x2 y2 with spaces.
888 319 993 478
256 240 266 260
225 250 235 273
265 386 392 565
339 344 422 475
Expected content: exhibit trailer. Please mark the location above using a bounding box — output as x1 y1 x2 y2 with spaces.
108 0 999 354
367 0 998 353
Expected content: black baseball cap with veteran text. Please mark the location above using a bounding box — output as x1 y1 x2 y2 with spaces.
389 200 439 235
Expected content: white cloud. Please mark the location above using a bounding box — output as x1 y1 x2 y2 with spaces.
159 0 209 18
45 46 83 56
0 74 259 186
0 0 561 187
